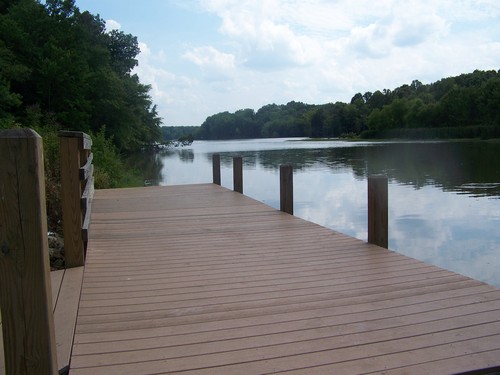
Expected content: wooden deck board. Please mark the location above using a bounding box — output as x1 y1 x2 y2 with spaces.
54 267 84 373
70 183 500 374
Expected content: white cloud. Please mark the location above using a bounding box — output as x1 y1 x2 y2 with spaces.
183 46 237 85
125 0 500 125
183 46 235 70
105 19 121 31
200 0 324 70
134 42 198 125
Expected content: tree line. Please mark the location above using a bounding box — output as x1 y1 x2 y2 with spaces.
169 69 500 140
1 0 162 152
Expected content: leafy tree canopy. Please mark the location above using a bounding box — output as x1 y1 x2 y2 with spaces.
0 0 162 151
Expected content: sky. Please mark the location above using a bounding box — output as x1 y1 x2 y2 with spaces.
74 0 500 127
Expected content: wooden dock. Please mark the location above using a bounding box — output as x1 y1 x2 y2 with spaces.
1 128 499 374
66 183 500 374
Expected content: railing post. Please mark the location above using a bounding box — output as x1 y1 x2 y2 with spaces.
368 175 388 248
280 165 293 215
59 132 85 267
212 154 221 185
233 156 243 193
0 129 58 375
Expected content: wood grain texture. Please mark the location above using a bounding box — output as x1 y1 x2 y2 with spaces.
1 271 59 373
0 129 57 375
69 183 500 374
58 131 92 150
60 136 85 267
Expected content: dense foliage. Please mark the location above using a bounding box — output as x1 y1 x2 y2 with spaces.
0 0 162 234
161 126 198 141
192 69 500 140
0 0 162 151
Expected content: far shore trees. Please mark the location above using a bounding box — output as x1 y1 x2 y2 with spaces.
186 69 500 141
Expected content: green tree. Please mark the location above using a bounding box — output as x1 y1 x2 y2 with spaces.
106 29 140 76
310 108 325 138
0 0 162 150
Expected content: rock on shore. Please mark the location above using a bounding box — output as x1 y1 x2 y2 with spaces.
48 232 65 270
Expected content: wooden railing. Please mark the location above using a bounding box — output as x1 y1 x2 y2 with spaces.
0 129 94 374
59 131 94 268
0 129 58 374
212 154 388 248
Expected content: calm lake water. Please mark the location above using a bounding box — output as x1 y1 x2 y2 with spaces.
132 138 500 287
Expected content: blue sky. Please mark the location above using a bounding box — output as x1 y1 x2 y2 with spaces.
75 0 500 126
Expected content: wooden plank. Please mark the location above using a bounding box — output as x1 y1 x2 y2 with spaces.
81 202 92 244
80 175 95 210
54 267 84 373
81 175 94 245
72 293 500 355
79 153 93 181
51 269 65 309
0 129 57 375
69 183 500 374
72 316 500 370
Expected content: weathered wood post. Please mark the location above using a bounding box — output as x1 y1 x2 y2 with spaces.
0 129 58 375
233 156 243 193
59 131 92 268
368 175 388 248
212 154 221 185
280 165 293 215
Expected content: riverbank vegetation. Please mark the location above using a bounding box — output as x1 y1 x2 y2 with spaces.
0 0 163 177
1 0 163 233
171 69 499 140
0 0 165 186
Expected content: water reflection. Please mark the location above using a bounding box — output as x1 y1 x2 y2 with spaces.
124 150 164 186
151 139 500 287
198 141 500 198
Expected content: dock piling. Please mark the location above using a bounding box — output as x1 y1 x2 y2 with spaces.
233 156 243 193
280 165 294 215
212 154 221 185
368 175 388 248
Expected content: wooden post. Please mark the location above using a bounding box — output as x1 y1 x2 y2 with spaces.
212 154 221 185
233 156 243 193
280 165 293 215
59 132 85 267
368 175 388 248
0 129 58 375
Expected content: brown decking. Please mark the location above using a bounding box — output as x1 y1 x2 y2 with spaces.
69 183 500 374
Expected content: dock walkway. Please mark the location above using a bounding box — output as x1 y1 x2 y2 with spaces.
68 183 500 374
